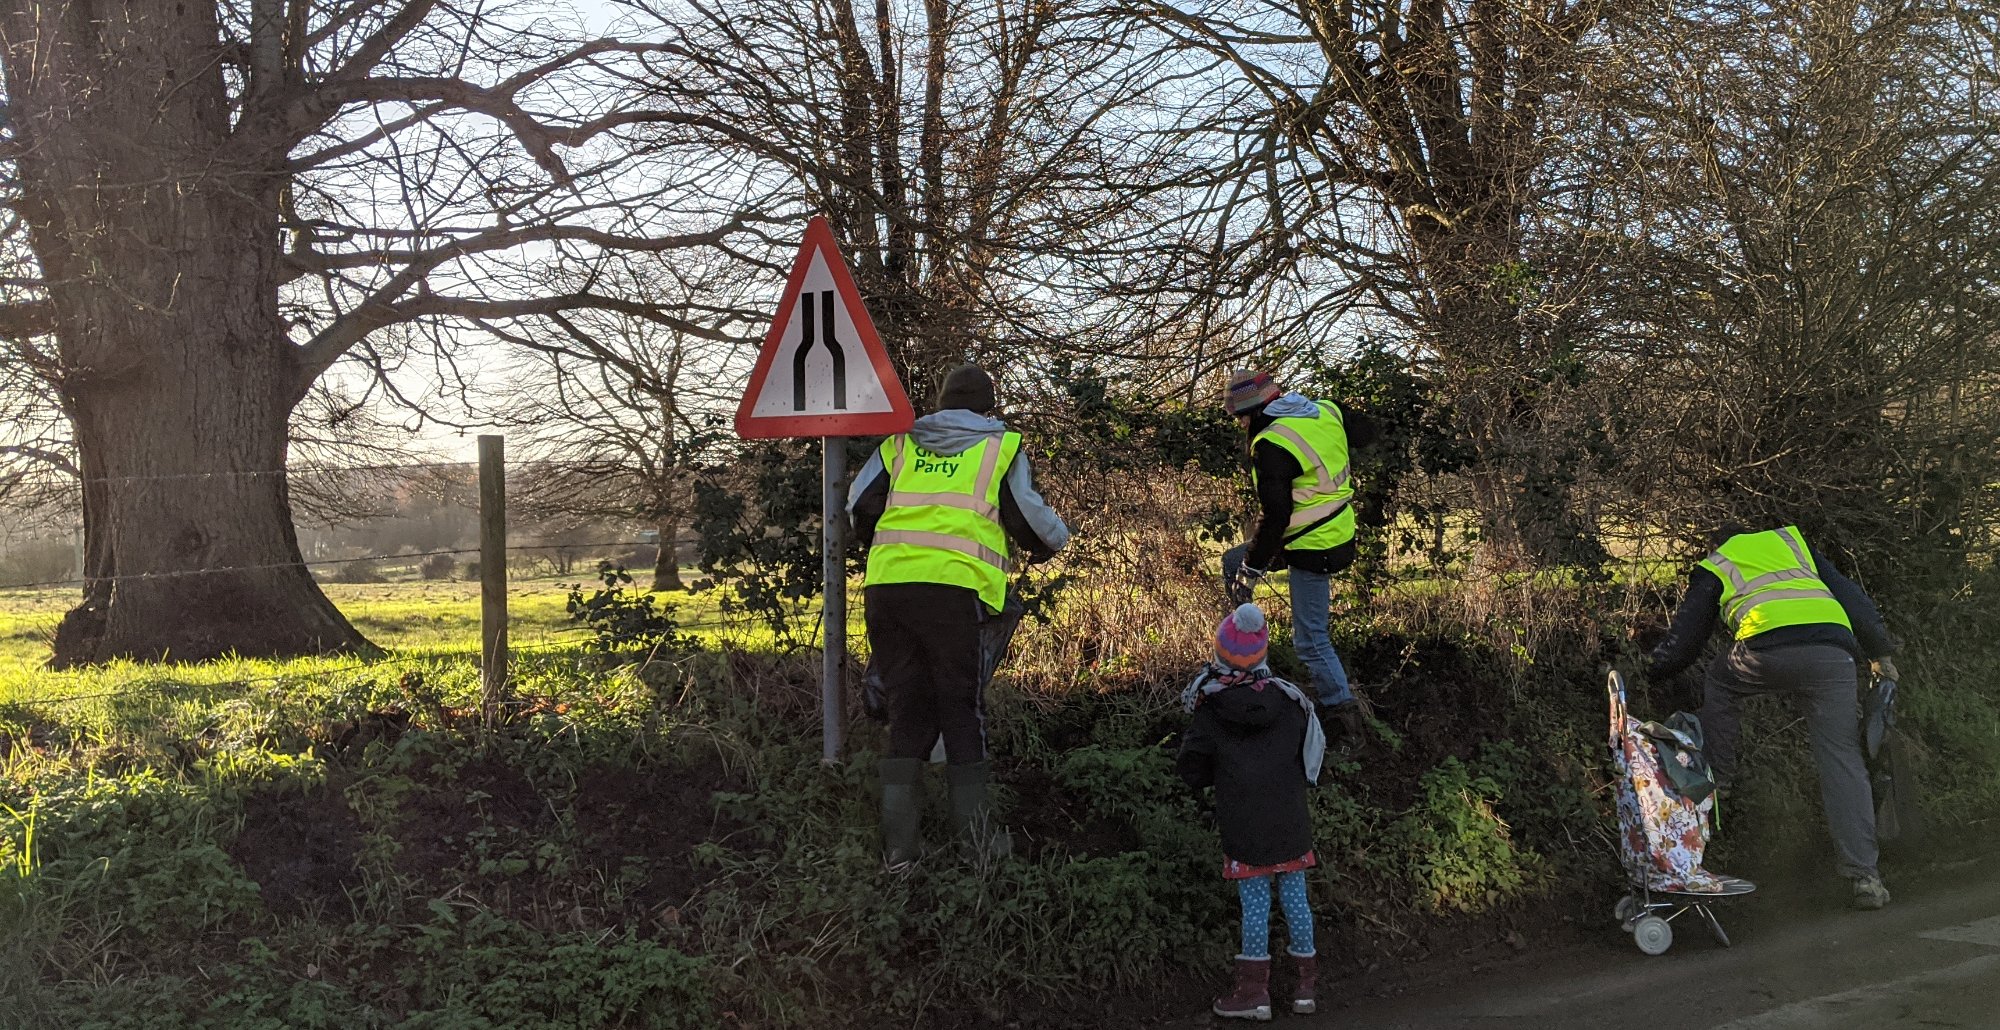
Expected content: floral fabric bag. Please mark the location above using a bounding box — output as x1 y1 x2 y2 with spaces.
1609 677 1728 893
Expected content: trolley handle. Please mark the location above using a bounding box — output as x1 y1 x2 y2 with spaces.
1606 666 1629 749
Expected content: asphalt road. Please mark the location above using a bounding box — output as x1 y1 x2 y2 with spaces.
1167 855 2000 1030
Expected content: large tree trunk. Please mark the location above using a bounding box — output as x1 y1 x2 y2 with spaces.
49 352 372 666
3 1 373 666
652 511 685 593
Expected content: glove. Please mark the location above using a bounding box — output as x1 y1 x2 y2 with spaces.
1225 564 1264 605
1870 657 1900 682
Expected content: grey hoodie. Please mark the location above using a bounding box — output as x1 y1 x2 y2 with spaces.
845 409 1071 562
1262 392 1323 421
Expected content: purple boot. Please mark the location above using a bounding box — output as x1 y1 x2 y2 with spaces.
1212 957 1272 1021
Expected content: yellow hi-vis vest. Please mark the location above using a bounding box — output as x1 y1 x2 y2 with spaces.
1252 401 1355 551
864 431 1022 612
1699 526 1853 640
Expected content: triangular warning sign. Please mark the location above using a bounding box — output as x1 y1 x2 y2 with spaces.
735 217 915 439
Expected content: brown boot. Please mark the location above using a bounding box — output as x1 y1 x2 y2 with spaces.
1289 952 1318 1014
1212 957 1272 1021
1318 700 1366 754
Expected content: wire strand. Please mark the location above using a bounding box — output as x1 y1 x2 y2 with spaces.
6 455 731 489
0 611 825 709
0 541 660 591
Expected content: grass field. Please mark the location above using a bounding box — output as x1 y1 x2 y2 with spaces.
0 571 860 704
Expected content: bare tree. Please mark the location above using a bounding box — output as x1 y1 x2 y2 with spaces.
1128 0 1619 566
626 0 1203 405
1584 0 2000 579
497 262 755 591
0 0 771 664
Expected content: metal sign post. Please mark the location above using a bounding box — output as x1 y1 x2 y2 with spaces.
735 216 914 765
820 437 847 763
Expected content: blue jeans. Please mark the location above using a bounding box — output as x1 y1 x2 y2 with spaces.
1222 545 1352 706
1288 567 1352 706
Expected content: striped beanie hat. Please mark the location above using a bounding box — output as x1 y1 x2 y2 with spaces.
1224 369 1281 415
1215 603 1271 670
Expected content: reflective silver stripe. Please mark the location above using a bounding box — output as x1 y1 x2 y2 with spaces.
1775 526 1813 569
1738 567 1819 593
1727 586 1838 627
972 432 1006 500
1289 497 1351 530
888 490 997 519
889 435 909 479
1290 464 1352 503
1265 424 1333 492
871 529 1010 571
1705 551 1749 593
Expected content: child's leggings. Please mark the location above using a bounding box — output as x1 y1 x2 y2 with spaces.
1237 870 1314 959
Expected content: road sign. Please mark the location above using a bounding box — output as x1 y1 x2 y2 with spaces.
734 216 916 764
735 217 914 439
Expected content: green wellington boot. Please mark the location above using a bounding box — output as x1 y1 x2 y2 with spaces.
945 760 1012 863
878 757 922 872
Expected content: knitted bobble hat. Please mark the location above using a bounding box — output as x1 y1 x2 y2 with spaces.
1215 602 1271 671
1224 368 1281 415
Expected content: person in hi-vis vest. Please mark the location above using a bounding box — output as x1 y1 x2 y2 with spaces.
847 364 1070 870
1220 369 1379 751
1646 523 1898 911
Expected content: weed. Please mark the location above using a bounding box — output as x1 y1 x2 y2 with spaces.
1388 758 1542 913
564 563 696 658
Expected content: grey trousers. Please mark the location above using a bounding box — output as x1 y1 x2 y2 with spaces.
1700 642 1879 879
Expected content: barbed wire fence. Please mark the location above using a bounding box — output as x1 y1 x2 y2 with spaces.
0 436 827 713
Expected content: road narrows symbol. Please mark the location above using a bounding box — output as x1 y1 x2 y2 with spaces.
792 290 849 412
735 215 910 438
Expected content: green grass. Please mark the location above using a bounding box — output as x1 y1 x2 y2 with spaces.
1 568 1993 1029
0 571 869 708
0 576 1600 1028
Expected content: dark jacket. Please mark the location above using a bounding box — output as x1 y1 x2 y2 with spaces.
1648 544 1895 679
1177 678 1314 866
1245 399 1379 573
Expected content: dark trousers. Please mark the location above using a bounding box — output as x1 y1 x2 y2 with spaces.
1700 642 1878 879
864 582 987 764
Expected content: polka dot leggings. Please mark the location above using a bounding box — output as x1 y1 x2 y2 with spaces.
1237 870 1315 959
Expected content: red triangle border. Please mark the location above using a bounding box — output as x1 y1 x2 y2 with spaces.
734 216 916 439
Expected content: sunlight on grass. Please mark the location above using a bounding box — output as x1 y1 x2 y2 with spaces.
0 569 863 717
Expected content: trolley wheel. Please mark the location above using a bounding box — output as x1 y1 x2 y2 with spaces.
1633 915 1674 956
1700 906 1731 948
1614 896 1641 923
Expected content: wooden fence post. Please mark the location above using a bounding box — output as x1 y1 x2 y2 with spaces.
479 435 509 727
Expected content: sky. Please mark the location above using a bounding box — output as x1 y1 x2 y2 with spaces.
399 0 748 463
576 0 626 34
